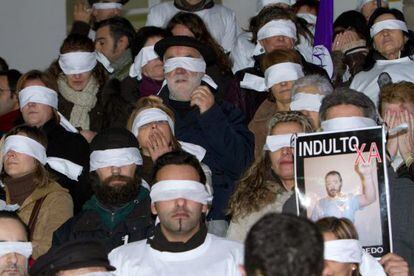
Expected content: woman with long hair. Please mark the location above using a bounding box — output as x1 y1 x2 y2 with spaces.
227 111 313 242
1 125 73 259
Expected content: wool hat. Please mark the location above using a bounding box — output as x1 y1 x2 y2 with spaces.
90 127 139 152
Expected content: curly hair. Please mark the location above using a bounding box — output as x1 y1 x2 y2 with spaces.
228 111 313 220
166 12 233 73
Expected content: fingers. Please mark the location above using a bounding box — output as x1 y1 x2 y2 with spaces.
190 86 214 114
380 253 410 276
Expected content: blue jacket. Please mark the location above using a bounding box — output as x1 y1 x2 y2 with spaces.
159 85 254 220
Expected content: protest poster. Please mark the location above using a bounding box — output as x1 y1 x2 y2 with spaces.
294 126 391 258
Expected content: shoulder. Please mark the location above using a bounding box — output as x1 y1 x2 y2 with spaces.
208 4 236 17
109 239 148 262
208 234 244 253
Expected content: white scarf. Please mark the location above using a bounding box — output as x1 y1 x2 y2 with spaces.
58 75 99 130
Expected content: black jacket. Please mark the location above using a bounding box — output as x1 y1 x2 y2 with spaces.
52 188 154 254
41 119 92 214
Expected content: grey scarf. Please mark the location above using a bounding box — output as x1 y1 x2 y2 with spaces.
174 0 214 12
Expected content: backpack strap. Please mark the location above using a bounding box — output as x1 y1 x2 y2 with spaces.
28 196 47 240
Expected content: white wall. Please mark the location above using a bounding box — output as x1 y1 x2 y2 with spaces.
0 0 67 72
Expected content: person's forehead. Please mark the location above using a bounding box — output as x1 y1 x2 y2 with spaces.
0 218 27 242
164 46 202 59
156 164 200 181
96 25 111 37
326 104 364 119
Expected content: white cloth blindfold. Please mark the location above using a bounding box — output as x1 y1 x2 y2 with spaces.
370 19 408 38
96 51 114 73
90 147 143 172
290 93 324 112
92 3 122 10
357 0 388 10
254 20 297 56
0 242 32 259
164 57 206 73
131 108 175 137
150 180 212 204
19 86 58 109
59 52 97 75
324 239 386 276
297 13 317 25
265 62 304 89
240 73 267 92
4 135 83 181
129 46 159 80
0 200 19 211
321 117 377 132
264 133 297 152
179 141 206 161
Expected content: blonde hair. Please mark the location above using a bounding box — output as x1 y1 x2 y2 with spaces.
228 111 313 220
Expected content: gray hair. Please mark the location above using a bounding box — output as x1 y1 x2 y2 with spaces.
319 88 379 122
291 75 333 97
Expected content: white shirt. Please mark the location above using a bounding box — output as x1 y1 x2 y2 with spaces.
231 31 255 74
109 233 244 276
311 194 361 223
350 56 414 106
146 2 240 53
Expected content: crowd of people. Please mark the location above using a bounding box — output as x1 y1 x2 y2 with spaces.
0 0 413 275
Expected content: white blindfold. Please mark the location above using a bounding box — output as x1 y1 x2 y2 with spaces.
90 147 143 172
150 180 212 204
0 242 32 259
92 3 122 10
131 108 175 137
321 117 377 132
370 19 408 38
129 46 159 80
59 52 97 75
19 86 58 109
254 20 297 56
264 62 304 89
264 133 298 152
290 93 324 112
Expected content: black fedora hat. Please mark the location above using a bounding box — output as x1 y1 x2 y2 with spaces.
30 240 116 275
154 36 216 66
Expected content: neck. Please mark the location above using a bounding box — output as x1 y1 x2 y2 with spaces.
276 101 291 111
160 223 200 243
384 50 401 60
281 179 295 191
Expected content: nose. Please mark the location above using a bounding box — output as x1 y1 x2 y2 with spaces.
72 74 82 79
27 102 36 108
6 253 18 264
281 146 293 155
175 198 186 207
175 67 186 74
151 122 158 129
111 166 121 175
6 150 16 158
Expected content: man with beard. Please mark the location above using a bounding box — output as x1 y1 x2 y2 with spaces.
0 211 32 276
51 128 154 253
311 169 376 223
154 36 254 236
109 151 243 276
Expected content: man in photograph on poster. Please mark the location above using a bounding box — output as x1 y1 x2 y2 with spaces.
311 162 376 222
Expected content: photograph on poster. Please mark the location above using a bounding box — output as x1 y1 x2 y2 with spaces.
295 126 391 257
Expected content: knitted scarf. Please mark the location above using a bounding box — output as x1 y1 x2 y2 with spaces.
58 75 99 130
174 0 214 12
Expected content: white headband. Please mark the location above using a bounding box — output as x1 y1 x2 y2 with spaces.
131 108 175 137
265 62 304 89
92 3 123 10
258 0 291 10
164 57 206 74
179 141 206 161
129 46 159 80
370 19 408 38
59 52 97 75
254 20 297 55
3 135 83 181
321 117 377 132
19 86 58 109
264 133 296 152
150 180 212 204
90 147 143 172
324 239 386 276
290 93 324 112
0 242 32 259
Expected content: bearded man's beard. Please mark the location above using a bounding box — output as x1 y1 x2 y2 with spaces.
92 174 141 206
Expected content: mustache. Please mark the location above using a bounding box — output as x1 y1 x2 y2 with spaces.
102 175 133 185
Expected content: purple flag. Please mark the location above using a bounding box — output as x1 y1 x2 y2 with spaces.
312 0 334 77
